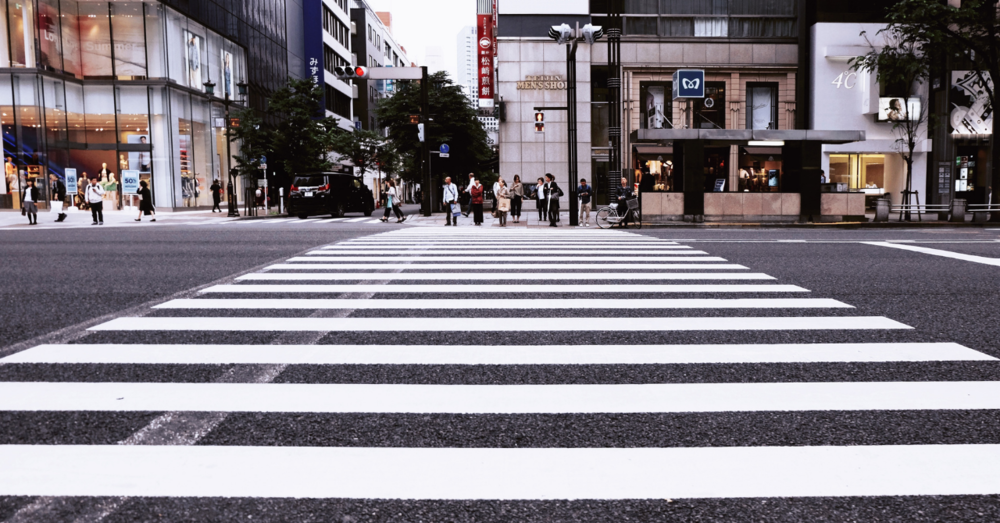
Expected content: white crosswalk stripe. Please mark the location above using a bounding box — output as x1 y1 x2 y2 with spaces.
2 226 998 514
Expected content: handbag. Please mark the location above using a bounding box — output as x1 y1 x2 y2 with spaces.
498 197 511 212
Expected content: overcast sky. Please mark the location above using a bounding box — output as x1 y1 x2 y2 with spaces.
364 0 477 81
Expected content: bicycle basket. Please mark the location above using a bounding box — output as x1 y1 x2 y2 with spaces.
626 198 639 210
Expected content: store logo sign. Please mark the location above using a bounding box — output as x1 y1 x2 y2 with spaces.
517 75 566 90
673 69 705 99
480 37 491 49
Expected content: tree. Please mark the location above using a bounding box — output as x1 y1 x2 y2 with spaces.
376 71 492 185
227 107 271 179
268 77 341 175
881 0 1000 217
329 128 383 182
851 28 930 221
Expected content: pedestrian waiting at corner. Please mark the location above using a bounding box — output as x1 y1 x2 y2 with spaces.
442 176 460 226
470 178 485 226
510 174 524 224
20 179 40 225
495 178 510 227
578 178 593 227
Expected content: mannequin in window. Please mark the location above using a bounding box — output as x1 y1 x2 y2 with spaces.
5 157 16 196
119 154 129 172
739 168 751 192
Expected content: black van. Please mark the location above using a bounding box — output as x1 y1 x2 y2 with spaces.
288 172 375 218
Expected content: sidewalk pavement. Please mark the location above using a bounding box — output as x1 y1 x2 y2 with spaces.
405 210 589 228
0 206 232 230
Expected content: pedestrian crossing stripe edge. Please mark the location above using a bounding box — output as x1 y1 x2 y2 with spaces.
199 284 811 293
4 342 990 365
152 298 853 310
87 316 911 332
263 264 748 270
235 273 778 280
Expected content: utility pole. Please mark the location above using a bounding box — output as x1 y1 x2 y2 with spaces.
420 66 431 217
608 0 622 196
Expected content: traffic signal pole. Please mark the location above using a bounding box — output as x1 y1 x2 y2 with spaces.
567 37 579 227
420 66 432 217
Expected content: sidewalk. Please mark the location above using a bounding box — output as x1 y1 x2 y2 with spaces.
406 210 586 228
0 207 232 230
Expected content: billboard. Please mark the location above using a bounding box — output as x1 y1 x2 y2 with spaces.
950 71 992 135
477 13 494 105
876 97 921 122
303 0 326 113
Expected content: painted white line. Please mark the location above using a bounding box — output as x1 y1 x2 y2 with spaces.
7 342 988 365
293 219 322 224
266 264 747 270
325 244 692 250
0 381 992 414
262 218 296 224
285 256 726 262
237 273 776 281
4 444 1000 499
345 217 371 222
865 241 1000 267
154 298 851 310
202 284 809 293
310 250 705 255
322 218 349 222
89 316 910 332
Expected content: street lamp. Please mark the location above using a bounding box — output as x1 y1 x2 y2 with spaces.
548 22 603 226
207 79 248 217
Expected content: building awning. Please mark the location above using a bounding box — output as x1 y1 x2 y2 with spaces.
630 129 866 145
742 147 783 155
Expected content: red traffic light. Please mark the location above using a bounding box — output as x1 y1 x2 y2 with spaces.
354 67 368 79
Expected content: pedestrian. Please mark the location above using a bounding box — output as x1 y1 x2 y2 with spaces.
442 176 460 226
381 179 406 223
616 176 634 227
510 174 524 224
532 177 545 222
496 178 510 227
462 172 475 216
135 180 156 222
577 178 593 227
492 178 501 215
470 178 485 226
20 179 39 225
210 179 222 212
86 177 105 225
52 175 67 222
544 174 563 227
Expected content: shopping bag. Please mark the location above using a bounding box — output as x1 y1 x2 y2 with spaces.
50 200 63 213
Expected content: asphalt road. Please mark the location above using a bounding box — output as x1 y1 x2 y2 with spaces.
1 222 999 522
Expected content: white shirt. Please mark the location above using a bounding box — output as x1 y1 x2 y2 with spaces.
442 183 458 203
87 184 105 203
23 186 33 202
465 178 475 192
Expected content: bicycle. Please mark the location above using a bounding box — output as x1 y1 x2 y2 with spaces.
596 198 641 229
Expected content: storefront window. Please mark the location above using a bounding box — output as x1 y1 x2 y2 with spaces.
739 146 783 192
639 82 672 129
64 82 85 144
170 88 194 207
13 75 42 165
829 154 885 191
634 148 675 192
8 0 36 67
60 0 82 78
111 2 147 80
79 2 114 79
83 85 116 144
144 2 167 78
38 0 63 72
116 85 150 192
42 77 67 145
0 74 15 207
149 86 171 207
694 82 726 129
191 96 214 206
747 83 777 130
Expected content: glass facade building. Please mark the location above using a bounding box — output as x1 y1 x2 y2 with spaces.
0 0 249 211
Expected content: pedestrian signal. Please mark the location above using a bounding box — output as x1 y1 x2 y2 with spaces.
534 111 545 133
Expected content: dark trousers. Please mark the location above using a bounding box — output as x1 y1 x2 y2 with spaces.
549 205 560 226
446 205 458 225
90 201 104 223
383 204 404 220
617 199 629 226
212 198 221 211
472 203 484 224
511 196 522 217
537 203 545 221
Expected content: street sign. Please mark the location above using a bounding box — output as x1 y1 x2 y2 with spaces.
259 178 268 187
355 120 362 130
672 69 705 99
439 153 450 158
260 164 267 170
260 156 267 164
65 168 77 193
121 170 140 194
439 144 450 154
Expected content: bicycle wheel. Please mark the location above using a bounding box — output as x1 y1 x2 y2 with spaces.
596 208 613 229
630 210 642 229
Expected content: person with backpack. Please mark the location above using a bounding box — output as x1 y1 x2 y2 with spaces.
86 177 105 225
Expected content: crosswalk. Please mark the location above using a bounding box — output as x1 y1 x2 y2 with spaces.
1 227 999 518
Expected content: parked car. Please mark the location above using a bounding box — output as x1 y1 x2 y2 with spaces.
288 172 374 218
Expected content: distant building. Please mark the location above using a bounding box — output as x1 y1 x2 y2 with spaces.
457 26 477 96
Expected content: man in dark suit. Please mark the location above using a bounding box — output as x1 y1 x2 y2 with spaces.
544 173 563 227
52 176 67 222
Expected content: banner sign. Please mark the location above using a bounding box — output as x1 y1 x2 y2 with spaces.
122 170 140 195
477 13 494 102
65 168 77 194
672 69 705 100
950 71 992 135
304 0 326 114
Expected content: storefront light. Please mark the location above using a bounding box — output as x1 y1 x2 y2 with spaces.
747 140 784 147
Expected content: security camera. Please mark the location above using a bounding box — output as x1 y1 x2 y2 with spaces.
581 24 604 45
548 24 573 45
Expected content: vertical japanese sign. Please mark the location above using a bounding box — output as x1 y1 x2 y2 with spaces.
477 13 494 106
303 0 326 114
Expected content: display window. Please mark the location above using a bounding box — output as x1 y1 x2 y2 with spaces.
639 82 673 130
828 154 885 190
633 147 675 192
739 147 783 192
694 82 726 129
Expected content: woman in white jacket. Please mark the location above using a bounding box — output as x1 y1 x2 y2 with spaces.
380 179 406 223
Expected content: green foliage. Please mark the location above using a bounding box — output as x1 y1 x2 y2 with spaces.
227 107 271 179
328 128 384 178
268 77 340 175
376 71 493 182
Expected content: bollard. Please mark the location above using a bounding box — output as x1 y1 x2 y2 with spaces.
874 198 890 223
949 198 966 223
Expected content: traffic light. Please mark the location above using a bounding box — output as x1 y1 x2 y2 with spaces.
417 123 425 142
334 66 369 79
534 111 545 133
